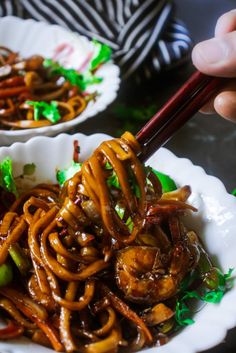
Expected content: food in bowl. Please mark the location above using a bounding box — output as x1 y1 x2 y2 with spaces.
0 42 111 130
0 133 233 352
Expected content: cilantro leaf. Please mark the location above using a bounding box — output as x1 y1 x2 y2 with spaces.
175 301 195 326
44 58 102 91
0 157 18 197
175 267 234 326
56 161 82 186
26 100 61 123
90 40 112 71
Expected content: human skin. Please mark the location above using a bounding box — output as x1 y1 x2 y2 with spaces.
192 10 236 122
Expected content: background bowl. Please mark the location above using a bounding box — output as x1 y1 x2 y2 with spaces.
0 17 120 146
0 133 236 353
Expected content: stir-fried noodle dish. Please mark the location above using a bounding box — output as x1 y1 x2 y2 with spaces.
0 44 110 130
0 133 232 352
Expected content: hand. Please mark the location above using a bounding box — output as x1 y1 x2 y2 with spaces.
192 10 236 122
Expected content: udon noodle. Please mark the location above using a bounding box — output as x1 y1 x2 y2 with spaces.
0 46 93 129
0 132 205 352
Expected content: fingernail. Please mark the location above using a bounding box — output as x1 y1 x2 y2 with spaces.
195 38 229 64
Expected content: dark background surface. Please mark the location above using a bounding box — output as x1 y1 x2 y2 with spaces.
76 1 236 352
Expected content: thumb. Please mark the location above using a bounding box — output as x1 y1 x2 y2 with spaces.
192 31 236 77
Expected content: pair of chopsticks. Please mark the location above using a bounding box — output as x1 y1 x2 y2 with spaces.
136 71 225 162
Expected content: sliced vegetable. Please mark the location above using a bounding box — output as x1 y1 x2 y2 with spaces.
0 263 13 287
26 100 60 123
0 157 18 196
56 161 82 186
8 243 31 274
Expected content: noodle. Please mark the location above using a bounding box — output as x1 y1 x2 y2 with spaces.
0 132 211 352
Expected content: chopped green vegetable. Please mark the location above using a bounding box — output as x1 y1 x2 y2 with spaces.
175 268 234 326
9 243 31 274
232 188 236 196
90 40 112 71
26 100 61 123
0 157 18 196
115 204 125 220
107 170 120 189
23 163 36 176
150 167 177 193
56 161 82 186
106 163 140 198
115 204 134 232
43 58 102 91
126 216 134 232
0 262 13 287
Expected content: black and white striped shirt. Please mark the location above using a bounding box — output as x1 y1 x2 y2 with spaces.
0 0 192 80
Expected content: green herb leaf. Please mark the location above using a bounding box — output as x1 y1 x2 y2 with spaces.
107 170 120 189
232 188 236 196
0 157 18 197
56 161 82 186
44 58 102 91
175 301 195 326
26 100 61 123
175 268 234 326
23 163 36 176
150 167 177 193
90 40 112 71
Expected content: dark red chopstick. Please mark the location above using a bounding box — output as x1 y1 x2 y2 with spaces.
136 71 226 162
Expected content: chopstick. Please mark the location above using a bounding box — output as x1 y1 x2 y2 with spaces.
136 71 226 162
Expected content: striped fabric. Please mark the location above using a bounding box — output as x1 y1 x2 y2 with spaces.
0 0 192 80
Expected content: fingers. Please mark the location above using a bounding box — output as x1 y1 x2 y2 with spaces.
192 10 236 121
215 10 236 36
214 90 236 122
200 80 236 122
192 31 236 77
200 98 215 114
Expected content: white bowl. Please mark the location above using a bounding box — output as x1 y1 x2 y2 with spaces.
0 133 236 353
0 17 120 146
